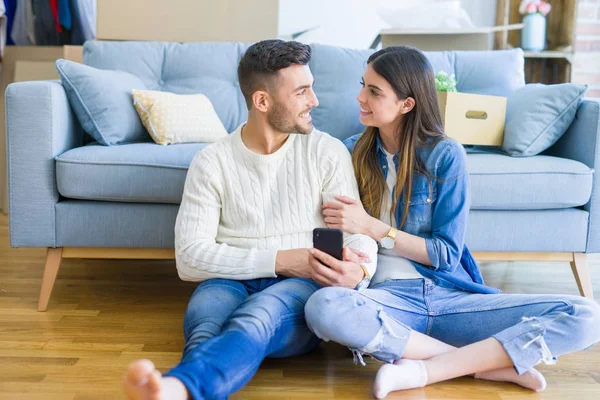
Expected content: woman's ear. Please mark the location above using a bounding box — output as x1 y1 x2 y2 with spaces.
400 97 416 114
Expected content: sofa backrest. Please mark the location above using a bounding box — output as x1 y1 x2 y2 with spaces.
83 41 524 141
309 44 525 141
84 41 252 135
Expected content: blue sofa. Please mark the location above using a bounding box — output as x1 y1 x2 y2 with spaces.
6 41 598 310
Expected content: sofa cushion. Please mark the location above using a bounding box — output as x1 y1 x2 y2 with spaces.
56 143 593 210
83 41 251 134
502 83 588 157
309 44 525 141
56 59 149 145
132 89 228 145
56 142 209 204
468 153 593 210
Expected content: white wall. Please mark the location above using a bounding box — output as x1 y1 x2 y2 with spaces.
278 0 497 49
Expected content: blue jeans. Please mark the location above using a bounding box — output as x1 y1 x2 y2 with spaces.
164 277 321 400
305 278 600 374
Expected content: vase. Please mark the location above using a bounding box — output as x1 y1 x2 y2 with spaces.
521 13 546 52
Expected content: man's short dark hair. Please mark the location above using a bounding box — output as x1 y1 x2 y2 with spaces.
238 40 311 110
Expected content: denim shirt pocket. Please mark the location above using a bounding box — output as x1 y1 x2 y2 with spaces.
399 189 437 234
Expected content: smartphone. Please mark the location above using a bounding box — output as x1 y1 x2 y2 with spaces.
313 228 344 261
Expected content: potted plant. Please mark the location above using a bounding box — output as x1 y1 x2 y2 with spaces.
519 0 552 52
434 71 507 146
435 71 457 93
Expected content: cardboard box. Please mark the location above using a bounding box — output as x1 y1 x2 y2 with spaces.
63 45 84 63
437 92 507 146
13 61 59 82
97 0 278 42
380 24 523 51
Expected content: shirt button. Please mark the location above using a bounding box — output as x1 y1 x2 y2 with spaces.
426 198 432 203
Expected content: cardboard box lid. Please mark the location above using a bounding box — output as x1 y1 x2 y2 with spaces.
380 24 523 35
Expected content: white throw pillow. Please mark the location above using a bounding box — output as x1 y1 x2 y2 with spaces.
133 89 228 145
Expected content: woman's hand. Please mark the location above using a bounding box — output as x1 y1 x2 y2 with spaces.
322 196 374 235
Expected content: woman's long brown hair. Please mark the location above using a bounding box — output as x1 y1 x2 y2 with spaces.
352 46 445 229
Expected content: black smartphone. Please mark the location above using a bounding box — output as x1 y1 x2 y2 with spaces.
313 228 344 261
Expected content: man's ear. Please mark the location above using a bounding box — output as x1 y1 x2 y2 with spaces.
252 90 270 113
400 97 416 114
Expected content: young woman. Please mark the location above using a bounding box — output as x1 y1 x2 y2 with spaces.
304 46 600 398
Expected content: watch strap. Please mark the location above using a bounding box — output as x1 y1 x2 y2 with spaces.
359 264 371 279
385 227 398 241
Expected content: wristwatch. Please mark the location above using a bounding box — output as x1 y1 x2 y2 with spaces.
380 227 398 250
354 265 371 291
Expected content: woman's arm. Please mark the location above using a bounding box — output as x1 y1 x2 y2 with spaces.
368 216 432 266
323 197 432 266
422 143 470 272
324 140 470 272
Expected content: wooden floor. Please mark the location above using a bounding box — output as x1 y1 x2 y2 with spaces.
1 213 599 400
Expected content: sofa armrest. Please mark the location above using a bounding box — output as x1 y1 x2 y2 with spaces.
545 99 600 252
6 80 83 248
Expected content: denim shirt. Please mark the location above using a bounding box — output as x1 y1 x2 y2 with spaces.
344 133 500 294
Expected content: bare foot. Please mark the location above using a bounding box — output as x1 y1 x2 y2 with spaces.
124 359 189 400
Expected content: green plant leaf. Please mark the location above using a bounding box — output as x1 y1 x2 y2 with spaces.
435 71 457 92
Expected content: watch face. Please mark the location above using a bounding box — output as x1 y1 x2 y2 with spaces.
381 237 394 249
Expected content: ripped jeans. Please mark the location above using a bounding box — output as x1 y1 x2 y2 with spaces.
304 278 600 374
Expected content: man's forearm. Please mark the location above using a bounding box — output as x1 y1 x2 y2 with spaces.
275 249 311 279
176 240 278 281
275 250 292 276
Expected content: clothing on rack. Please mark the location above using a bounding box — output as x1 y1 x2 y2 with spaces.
31 0 60 44
0 2 6 58
4 0 16 44
70 0 95 43
48 0 60 32
11 0 35 45
57 0 70 30
10 0 95 46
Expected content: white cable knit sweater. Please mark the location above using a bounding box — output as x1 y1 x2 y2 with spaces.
175 124 378 282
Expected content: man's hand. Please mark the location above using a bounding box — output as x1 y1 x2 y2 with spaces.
275 249 312 279
308 247 368 288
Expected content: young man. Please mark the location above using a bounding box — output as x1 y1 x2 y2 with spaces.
123 40 378 400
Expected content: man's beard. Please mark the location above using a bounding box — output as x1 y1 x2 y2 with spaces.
267 102 313 135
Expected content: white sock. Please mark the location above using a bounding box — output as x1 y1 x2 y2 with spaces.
475 367 547 392
373 359 428 399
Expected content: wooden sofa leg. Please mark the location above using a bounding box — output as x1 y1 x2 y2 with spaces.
570 253 594 299
38 248 63 311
